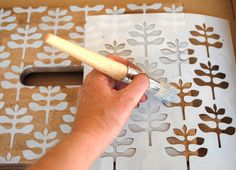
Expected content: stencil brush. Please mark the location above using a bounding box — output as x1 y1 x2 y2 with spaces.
45 33 178 105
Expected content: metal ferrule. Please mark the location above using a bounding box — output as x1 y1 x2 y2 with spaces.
121 66 161 91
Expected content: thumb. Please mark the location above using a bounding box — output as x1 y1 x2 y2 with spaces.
118 73 149 109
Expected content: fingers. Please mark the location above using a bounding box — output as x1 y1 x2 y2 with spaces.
84 69 116 90
118 73 150 109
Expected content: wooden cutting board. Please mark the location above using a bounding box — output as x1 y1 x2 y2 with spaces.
0 0 235 169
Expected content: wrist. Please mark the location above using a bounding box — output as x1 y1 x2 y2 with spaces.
71 116 114 150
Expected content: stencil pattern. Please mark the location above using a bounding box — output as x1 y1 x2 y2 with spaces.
60 107 76 134
0 8 16 31
160 39 197 76
39 8 74 35
23 128 59 160
165 125 208 170
105 6 125 15
129 101 170 146
0 6 235 170
1 63 34 101
102 130 136 170
69 5 104 18
0 93 4 110
99 41 132 57
167 79 202 120
163 4 184 13
127 21 164 58
13 7 47 24
29 86 68 124
127 3 162 14
0 45 10 68
189 23 223 58
0 152 20 163
34 45 71 66
0 105 33 148
136 59 167 82
194 61 229 100
199 104 235 148
7 25 43 61
69 26 84 46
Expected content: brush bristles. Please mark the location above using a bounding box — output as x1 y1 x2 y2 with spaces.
155 82 179 106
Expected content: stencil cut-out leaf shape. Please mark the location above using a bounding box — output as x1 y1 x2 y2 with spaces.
105 44 113 50
161 49 175 55
212 42 223 48
152 123 170 131
17 125 33 134
191 99 202 107
212 65 219 71
190 31 203 36
116 43 125 50
221 117 232 124
137 106 146 113
18 116 33 123
165 147 181 156
150 70 164 78
134 24 144 31
199 114 214 121
148 30 161 36
195 25 204 31
197 148 208 157
190 137 204 145
129 124 145 132
173 129 184 136
167 137 183 144
199 124 214 133
217 82 229 89
150 38 164 45
217 108 225 115
167 42 176 48
179 42 188 48
187 129 196 136
159 57 176 64
222 127 235 135
129 31 144 37
155 114 168 121
98 51 109 56
119 50 132 56
62 115 75 122
0 116 11 123
127 39 141 45
131 114 145 121
208 34 220 39
146 24 155 31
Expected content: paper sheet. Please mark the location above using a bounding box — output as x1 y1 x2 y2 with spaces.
84 13 236 170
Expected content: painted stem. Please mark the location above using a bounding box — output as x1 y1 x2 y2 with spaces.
217 133 221 148
22 47 26 60
211 86 215 100
113 160 116 170
148 130 152 146
16 84 21 101
187 159 190 170
10 132 15 148
206 45 210 58
182 106 186 120
27 10 32 23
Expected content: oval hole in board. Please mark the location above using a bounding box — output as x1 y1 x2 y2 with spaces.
20 66 83 86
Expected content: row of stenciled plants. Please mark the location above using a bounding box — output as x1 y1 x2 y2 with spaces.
98 22 235 170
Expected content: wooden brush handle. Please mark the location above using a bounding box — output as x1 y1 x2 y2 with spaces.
45 34 128 81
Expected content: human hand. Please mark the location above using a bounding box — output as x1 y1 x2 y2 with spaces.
27 56 150 170
72 55 149 147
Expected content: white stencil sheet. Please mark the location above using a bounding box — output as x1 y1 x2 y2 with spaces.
84 13 236 170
